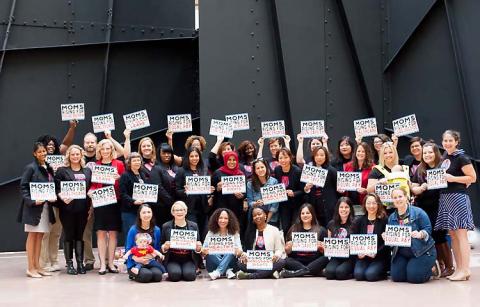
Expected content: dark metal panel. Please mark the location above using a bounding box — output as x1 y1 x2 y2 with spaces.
272 0 325 145
199 0 285 147
385 0 437 65
323 0 369 142
339 0 384 127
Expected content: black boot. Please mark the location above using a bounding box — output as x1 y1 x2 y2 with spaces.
75 240 87 274
280 268 309 278
64 241 77 275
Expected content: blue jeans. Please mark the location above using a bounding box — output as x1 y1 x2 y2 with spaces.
391 246 436 284
206 254 236 274
133 259 166 274
354 258 388 281
121 212 137 239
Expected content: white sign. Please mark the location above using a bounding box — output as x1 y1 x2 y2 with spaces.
384 225 412 247
246 250 273 270
46 155 65 172
167 114 192 133
375 183 400 203
427 168 448 190
324 238 350 258
132 183 158 203
261 120 285 138
91 165 117 185
90 186 117 208
29 182 56 201
225 113 250 131
353 117 378 138
170 229 197 250
300 120 325 138
207 235 236 255
221 176 246 194
209 119 234 138
92 113 115 133
336 172 362 191
349 234 377 255
392 114 419 136
123 109 150 131
300 164 328 187
260 184 288 205
185 176 211 195
292 232 317 252
60 181 86 200
61 103 85 121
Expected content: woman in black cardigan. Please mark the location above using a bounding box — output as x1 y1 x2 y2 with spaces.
303 146 339 227
352 193 390 281
55 145 92 275
18 142 56 278
160 201 202 282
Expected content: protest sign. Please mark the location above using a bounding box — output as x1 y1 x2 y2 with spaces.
392 114 419 136
225 113 250 131
61 103 85 121
46 155 65 173
132 183 158 203
167 114 192 133
300 120 325 138
384 225 412 247
209 119 234 138
324 238 350 258
221 175 246 194
426 168 448 190
91 165 117 185
260 184 288 205
349 234 377 255
123 110 150 131
60 181 86 200
375 183 400 203
261 120 285 138
336 172 362 191
246 250 273 270
92 113 115 133
29 182 56 201
207 235 236 255
353 117 378 138
170 229 198 250
292 232 317 252
186 176 211 195
90 186 117 208
300 164 328 187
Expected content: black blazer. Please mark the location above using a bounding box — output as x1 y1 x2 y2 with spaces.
18 161 56 226
160 220 202 265
54 166 92 213
175 167 211 214
119 170 148 214
143 165 175 209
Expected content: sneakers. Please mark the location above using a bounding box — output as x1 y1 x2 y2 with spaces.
46 264 61 272
209 270 221 280
272 271 280 279
236 271 251 280
226 269 236 279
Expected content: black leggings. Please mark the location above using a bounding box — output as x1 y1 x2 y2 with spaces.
128 267 163 283
324 257 355 280
167 258 197 282
285 256 329 276
59 210 88 241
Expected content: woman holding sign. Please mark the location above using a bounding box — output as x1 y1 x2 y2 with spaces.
161 201 202 282
54 145 92 275
257 137 290 172
120 152 149 236
343 142 375 206
384 188 436 283
435 130 476 281
304 146 339 227
246 159 280 227
323 197 356 280
237 207 286 279
281 204 328 278
125 204 164 283
175 147 214 238
19 142 57 278
202 208 243 280
89 139 125 275
295 134 328 168
212 152 246 232
273 148 304 234
352 194 389 281
209 136 235 173
411 142 454 278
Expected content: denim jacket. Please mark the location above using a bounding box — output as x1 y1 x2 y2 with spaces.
246 177 279 223
388 205 435 259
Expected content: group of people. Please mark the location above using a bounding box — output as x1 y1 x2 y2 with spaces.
19 119 477 284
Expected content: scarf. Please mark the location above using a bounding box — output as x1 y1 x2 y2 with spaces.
219 151 244 176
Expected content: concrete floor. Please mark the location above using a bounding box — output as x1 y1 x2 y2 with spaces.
1 250 479 307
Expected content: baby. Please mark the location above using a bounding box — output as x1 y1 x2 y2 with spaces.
386 165 411 198
122 233 166 275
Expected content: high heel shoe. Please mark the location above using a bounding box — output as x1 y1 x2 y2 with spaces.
107 266 119 274
441 267 455 278
26 270 42 278
449 270 470 281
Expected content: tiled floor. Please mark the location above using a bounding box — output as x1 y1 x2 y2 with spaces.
1 249 479 307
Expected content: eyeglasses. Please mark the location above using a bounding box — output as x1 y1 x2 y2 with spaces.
252 157 265 163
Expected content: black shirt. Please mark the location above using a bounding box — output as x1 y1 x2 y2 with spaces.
441 152 471 193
